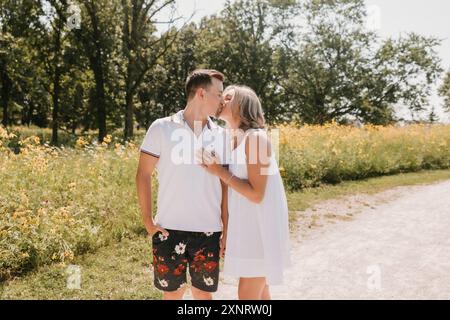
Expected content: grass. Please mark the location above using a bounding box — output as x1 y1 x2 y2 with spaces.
1 236 161 300
2 168 449 300
287 168 450 212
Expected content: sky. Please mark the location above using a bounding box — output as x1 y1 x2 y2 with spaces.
159 0 450 123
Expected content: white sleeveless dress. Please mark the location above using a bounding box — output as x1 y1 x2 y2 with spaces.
223 129 291 285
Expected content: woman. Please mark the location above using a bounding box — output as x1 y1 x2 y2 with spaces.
197 85 291 300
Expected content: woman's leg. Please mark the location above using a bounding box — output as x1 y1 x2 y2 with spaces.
238 277 266 300
261 283 271 300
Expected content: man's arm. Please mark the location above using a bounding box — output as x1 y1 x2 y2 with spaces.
220 178 229 258
135 152 168 237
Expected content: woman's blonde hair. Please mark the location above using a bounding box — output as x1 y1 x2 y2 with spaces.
224 85 266 131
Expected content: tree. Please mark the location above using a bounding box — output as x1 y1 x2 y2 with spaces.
281 0 442 125
120 0 180 140
137 24 198 127
1 0 445 133
281 0 377 124
427 106 439 123
439 69 450 113
196 0 300 123
0 0 44 127
365 34 443 124
0 32 15 127
38 0 72 145
74 0 122 142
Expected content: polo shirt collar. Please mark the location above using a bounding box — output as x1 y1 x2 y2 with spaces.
171 110 217 130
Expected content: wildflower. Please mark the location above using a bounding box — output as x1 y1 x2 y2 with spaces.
103 135 112 144
76 137 88 148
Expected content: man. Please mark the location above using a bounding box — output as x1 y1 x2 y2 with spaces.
135 69 229 300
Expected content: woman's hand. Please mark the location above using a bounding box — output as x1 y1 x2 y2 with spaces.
196 148 224 177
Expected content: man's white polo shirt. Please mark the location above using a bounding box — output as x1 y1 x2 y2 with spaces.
139 110 229 232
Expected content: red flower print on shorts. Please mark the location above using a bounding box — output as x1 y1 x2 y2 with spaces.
192 261 203 273
157 264 169 275
204 261 218 273
173 268 182 276
173 264 186 276
194 254 206 262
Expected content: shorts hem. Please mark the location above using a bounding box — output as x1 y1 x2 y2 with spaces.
191 284 218 293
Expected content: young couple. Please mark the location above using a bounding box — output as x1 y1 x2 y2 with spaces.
136 69 290 300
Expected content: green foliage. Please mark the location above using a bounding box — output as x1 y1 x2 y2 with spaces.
439 69 450 113
0 129 155 280
281 0 443 125
0 0 446 142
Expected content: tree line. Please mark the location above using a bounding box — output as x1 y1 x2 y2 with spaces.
1 0 449 144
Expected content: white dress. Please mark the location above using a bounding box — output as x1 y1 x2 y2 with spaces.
223 129 291 285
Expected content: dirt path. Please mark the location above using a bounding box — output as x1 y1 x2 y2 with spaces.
209 179 450 300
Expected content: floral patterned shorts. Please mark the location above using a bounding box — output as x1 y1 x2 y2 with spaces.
152 229 221 292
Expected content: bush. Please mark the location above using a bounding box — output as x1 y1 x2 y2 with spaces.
1 127 156 280
277 122 450 191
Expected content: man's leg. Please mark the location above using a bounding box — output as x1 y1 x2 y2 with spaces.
163 286 187 300
187 232 221 299
152 230 189 299
191 286 213 300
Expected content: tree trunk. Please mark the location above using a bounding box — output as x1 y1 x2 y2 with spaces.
0 62 11 127
124 90 134 140
51 67 60 145
51 30 61 146
87 4 107 143
92 61 106 142
83 87 96 132
22 101 34 127
27 101 34 126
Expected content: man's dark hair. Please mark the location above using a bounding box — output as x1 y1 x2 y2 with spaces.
185 69 224 100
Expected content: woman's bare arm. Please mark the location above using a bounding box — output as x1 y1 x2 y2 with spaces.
202 131 272 204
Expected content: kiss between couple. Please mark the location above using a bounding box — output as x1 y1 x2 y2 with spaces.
136 69 291 300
